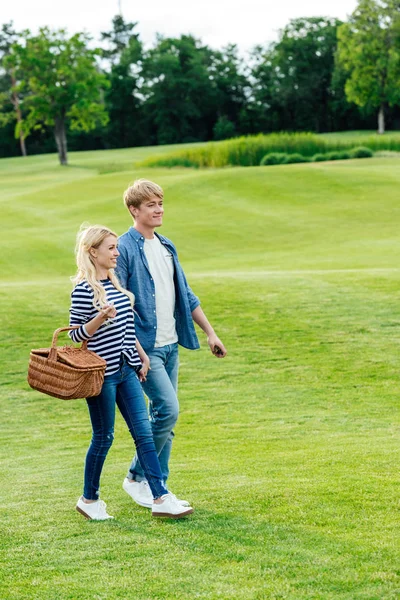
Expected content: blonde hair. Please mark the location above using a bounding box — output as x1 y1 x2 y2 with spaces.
123 178 164 211
71 224 134 309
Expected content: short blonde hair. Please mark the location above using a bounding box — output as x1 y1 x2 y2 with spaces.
123 179 164 210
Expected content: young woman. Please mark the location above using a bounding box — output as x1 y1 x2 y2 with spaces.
69 225 193 520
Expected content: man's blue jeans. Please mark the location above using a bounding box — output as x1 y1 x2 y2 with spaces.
84 357 168 500
127 343 179 484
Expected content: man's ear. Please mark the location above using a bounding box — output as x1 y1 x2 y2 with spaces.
128 205 137 219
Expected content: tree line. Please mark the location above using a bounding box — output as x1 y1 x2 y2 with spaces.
1 0 400 164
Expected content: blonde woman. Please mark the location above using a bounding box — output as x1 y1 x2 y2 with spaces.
69 225 193 520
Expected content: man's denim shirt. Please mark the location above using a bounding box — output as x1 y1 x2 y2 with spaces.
116 227 200 353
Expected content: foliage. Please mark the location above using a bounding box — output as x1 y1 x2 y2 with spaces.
213 115 236 140
0 9 400 158
0 22 28 156
250 17 361 133
5 28 109 164
312 153 328 162
260 152 289 165
325 151 342 160
337 0 400 132
335 150 351 159
140 35 216 145
139 132 391 168
349 146 374 158
285 153 310 163
100 16 146 149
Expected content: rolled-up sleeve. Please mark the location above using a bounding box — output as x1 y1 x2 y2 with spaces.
182 272 200 312
69 285 94 343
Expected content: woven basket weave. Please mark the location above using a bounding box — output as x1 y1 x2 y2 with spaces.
28 326 106 400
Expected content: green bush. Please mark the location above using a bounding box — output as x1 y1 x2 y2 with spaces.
285 153 309 164
336 151 351 160
137 132 386 169
139 133 331 169
349 146 374 158
325 151 342 161
260 152 289 166
312 153 328 162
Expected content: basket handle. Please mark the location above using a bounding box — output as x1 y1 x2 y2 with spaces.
48 326 89 362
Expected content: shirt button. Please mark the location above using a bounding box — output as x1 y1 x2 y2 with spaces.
154 326 156 329
152 294 155 297
153 310 156 313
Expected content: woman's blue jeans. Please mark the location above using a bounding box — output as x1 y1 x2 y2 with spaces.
84 356 168 501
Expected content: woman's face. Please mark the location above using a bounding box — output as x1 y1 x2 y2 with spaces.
90 235 119 272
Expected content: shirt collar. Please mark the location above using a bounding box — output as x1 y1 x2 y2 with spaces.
128 227 166 245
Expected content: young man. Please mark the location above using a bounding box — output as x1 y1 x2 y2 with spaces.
117 179 227 508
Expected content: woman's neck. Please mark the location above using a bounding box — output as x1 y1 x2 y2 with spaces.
96 268 109 280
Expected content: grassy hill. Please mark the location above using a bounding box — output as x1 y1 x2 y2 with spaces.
1 147 400 599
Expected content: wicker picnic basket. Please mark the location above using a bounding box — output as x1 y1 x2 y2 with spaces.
27 326 107 400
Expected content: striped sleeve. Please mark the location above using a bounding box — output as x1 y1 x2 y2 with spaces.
69 284 95 343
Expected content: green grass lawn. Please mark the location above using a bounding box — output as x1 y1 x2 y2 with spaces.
1 148 400 599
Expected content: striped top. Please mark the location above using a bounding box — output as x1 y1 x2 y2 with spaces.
69 279 142 376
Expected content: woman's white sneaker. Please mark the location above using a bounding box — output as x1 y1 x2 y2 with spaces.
152 493 194 519
168 491 191 508
76 496 114 520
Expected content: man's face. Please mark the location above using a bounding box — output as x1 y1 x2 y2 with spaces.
132 196 164 229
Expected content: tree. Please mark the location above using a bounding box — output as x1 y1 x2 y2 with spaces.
207 44 249 138
6 28 109 164
100 15 146 148
0 22 27 156
251 17 345 133
213 115 236 140
141 35 217 144
337 0 400 134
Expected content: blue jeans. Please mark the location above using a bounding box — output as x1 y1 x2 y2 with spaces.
128 343 179 484
84 357 168 500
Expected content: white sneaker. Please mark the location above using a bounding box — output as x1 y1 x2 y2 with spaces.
122 478 153 508
152 493 194 519
168 491 191 507
76 496 114 520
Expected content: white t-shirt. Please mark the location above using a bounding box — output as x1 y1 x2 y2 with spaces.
144 236 178 347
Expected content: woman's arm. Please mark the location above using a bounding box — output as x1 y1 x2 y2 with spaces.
69 284 117 342
84 305 117 337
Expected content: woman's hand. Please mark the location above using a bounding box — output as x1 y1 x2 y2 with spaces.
99 303 117 321
81 303 117 338
138 354 150 382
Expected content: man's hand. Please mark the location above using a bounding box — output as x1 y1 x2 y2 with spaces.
207 334 227 358
191 306 227 358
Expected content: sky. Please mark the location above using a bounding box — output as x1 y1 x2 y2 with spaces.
1 0 359 52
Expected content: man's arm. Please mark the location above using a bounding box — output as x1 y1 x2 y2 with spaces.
191 305 227 358
173 240 226 356
116 243 130 288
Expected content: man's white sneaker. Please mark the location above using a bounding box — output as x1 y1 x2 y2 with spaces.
152 493 194 519
76 496 114 520
122 478 153 508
